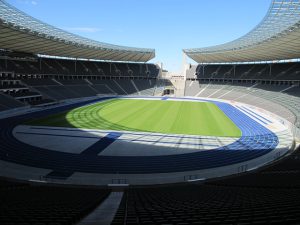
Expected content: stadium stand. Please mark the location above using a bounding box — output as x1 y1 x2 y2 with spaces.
0 92 25 111
111 146 300 225
1 57 160 78
1 0 300 224
0 179 110 225
186 81 300 127
0 55 161 106
210 149 300 188
112 180 300 225
0 145 299 225
187 62 300 81
134 79 157 96
185 63 300 128
21 78 58 86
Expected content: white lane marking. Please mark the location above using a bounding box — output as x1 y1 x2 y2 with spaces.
13 125 239 155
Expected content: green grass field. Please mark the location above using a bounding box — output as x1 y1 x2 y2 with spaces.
26 99 241 137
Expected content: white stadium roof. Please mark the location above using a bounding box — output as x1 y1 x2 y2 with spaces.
184 0 300 63
0 0 155 62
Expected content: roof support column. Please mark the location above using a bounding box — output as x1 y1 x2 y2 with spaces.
234 65 236 78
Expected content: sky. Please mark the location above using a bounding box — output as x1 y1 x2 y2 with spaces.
7 0 271 72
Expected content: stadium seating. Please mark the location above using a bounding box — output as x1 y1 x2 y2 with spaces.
1 146 299 225
111 146 300 225
0 145 298 225
28 79 158 100
185 80 300 127
1 55 300 224
1 57 160 78
112 183 300 224
0 92 25 111
134 79 156 96
0 179 110 225
22 78 59 86
0 56 160 108
1 0 300 223
210 148 300 188
187 62 300 80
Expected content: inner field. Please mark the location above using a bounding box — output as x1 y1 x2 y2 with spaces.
26 99 242 137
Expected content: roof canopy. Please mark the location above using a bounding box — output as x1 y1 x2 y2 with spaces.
0 0 155 62
184 0 300 63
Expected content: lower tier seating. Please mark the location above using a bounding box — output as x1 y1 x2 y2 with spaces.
185 80 300 128
0 92 25 111
30 79 157 100
210 148 300 188
112 148 300 224
0 78 158 110
0 179 110 225
112 184 300 225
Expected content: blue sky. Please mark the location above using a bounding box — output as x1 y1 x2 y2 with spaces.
8 0 271 72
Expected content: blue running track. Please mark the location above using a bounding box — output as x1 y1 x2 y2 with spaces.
0 97 278 175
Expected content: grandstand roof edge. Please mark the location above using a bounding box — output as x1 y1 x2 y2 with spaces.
0 0 155 62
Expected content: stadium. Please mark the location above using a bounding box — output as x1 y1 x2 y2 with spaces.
0 0 300 224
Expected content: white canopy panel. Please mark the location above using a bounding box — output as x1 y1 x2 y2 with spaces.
184 0 300 63
0 0 155 62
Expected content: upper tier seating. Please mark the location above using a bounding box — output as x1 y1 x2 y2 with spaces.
186 62 300 80
0 58 160 78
